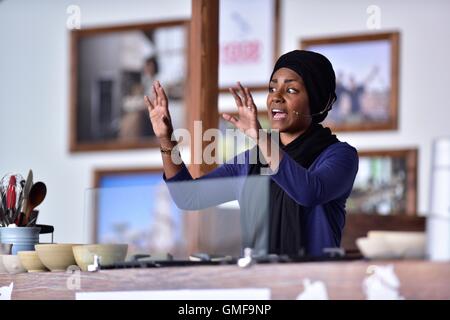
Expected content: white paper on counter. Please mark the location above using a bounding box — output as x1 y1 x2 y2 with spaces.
0 283 13 300
363 265 404 300
76 288 271 300
296 279 329 300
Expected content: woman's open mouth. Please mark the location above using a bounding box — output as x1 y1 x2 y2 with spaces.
271 108 288 120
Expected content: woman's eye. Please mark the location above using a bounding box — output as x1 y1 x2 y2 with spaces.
269 87 298 94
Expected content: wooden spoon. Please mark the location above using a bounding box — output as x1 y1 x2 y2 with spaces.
24 182 47 225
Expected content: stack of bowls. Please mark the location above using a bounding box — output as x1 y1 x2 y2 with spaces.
17 251 48 273
34 244 79 272
1 244 28 275
1 243 129 273
72 244 128 271
0 243 14 274
2 255 27 274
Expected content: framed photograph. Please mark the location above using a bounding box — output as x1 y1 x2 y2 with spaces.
91 167 186 257
347 149 417 216
301 32 399 132
70 20 189 152
219 0 280 92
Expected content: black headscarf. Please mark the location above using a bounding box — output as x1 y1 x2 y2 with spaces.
241 50 339 256
271 50 337 123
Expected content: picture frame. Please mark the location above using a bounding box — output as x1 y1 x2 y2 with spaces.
91 167 186 256
301 32 400 132
69 20 189 152
219 0 280 92
347 148 418 216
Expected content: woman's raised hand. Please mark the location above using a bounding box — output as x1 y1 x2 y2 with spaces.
222 82 262 141
144 81 174 141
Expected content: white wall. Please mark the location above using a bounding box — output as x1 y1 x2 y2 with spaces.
1 0 449 242
0 0 191 242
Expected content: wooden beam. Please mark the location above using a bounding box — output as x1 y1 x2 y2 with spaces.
187 0 219 178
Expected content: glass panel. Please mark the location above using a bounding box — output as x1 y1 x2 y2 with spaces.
83 175 270 262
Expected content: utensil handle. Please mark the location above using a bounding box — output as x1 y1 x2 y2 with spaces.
36 224 54 234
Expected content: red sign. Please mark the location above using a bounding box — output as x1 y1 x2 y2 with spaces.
221 40 262 65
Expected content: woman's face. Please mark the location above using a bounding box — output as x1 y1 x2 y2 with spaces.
266 67 311 134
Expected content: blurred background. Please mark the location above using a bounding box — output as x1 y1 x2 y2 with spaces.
0 0 449 259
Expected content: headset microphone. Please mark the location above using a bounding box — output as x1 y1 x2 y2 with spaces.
292 94 336 118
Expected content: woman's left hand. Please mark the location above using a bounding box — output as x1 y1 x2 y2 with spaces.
222 82 262 141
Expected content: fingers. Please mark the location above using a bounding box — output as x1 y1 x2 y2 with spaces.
151 84 158 105
237 81 246 97
244 87 257 111
230 82 256 112
155 81 168 109
236 82 247 107
153 82 163 107
144 95 154 111
229 87 243 108
150 81 168 109
222 113 239 126
237 82 250 106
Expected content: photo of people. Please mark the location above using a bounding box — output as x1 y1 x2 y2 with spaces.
346 150 417 215
74 22 187 150
302 34 398 131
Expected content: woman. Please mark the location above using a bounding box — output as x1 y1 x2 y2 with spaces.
144 50 359 257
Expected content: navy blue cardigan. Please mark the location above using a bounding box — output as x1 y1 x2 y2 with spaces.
164 141 358 256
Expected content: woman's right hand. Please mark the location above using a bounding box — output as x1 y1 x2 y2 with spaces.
144 81 174 142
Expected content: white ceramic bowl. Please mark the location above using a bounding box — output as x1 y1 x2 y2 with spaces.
35 244 79 272
18 251 48 273
72 244 128 271
2 254 27 274
356 237 396 260
367 231 426 259
0 254 9 273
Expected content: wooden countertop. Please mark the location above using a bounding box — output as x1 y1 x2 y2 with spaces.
1 260 449 300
